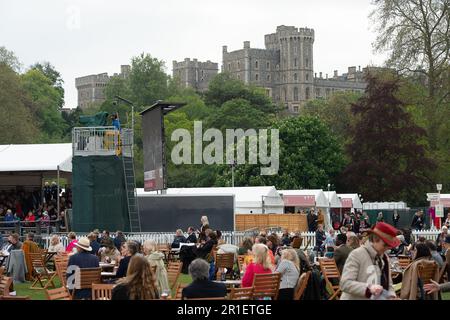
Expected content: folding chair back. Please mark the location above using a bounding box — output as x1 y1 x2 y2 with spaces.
397 256 412 270
291 237 303 249
0 295 31 300
55 260 68 287
294 271 311 300
229 286 253 300
167 261 183 290
46 286 72 300
0 276 13 296
29 252 56 289
71 267 101 299
252 272 281 300
92 283 115 300
418 260 439 300
319 258 341 300
174 283 188 300
215 253 235 279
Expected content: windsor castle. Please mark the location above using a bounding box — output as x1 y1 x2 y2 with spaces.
76 25 368 114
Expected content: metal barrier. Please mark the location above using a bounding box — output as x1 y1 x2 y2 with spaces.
72 126 132 157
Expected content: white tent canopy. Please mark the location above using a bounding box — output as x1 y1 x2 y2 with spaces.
279 189 329 208
0 144 72 173
137 186 285 214
363 202 408 210
337 193 363 209
324 191 342 208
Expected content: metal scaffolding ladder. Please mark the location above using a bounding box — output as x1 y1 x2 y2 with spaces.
122 155 141 232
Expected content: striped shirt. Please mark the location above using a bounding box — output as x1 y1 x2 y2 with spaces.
276 259 300 289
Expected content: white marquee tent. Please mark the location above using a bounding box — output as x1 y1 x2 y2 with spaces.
0 144 72 188
324 191 342 208
337 193 363 210
137 186 285 214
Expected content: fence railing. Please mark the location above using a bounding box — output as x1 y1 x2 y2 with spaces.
36 229 442 250
72 127 132 157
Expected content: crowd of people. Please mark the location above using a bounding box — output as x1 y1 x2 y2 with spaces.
0 184 71 230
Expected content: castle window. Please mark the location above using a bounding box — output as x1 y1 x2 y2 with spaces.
201 70 204 77
294 73 298 81
306 73 309 81
305 87 310 100
228 63 231 71
305 58 309 68
315 88 321 98
255 74 259 81
293 105 299 113
326 88 331 97
238 61 240 69
294 58 297 67
294 46 298 55
293 87 299 101
266 75 270 81
255 61 258 69
283 88 287 102
266 62 270 70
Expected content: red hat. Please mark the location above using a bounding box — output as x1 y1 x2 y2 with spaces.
367 222 400 248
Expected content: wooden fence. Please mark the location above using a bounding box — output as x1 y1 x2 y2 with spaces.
235 214 308 232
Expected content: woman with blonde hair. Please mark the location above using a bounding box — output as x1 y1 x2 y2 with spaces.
143 239 170 295
112 255 159 300
48 234 65 253
241 243 273 287
276 249 300 300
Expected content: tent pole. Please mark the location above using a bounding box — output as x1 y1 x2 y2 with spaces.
57 165 60 218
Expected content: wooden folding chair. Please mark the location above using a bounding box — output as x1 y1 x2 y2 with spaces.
252 273 281 300
0 266 5 277
174 283 188 300
46 286 72 300
291 237 303 249
92 283 115 300
229 286 254 300
29 252 57 289
167 261 183 290
71 267 102 300
319 258 341 300
294 271 311 300
397 256 412 270
215 253 235 280
0 276 13 296
55 260 68 288
418 260 439 300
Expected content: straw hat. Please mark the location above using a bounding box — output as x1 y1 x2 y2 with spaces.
367 222 400 248
75 237 92 252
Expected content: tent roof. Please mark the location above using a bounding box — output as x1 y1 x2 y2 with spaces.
0 144 72 173
137 186 284 207
324 191 342 208
337 193 363 209
279 189 329 207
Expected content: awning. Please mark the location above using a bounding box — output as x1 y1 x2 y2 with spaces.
283 195 315 206
341 198 353 208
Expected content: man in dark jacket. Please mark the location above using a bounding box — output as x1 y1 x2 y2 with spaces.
186 226 197 243
182 258 227 299
333 233 352 274
67 237 99 299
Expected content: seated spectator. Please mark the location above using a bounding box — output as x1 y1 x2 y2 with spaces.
195 230 218 280
390 235 408 256
242 243 273 288
67 237 100 299
116 240 139 278
295 248 312 274
334 233 352 274
24 210 35 227
280 229 291 246
4 209 15 227
113 230 126 251
276 248 300 300
254 236 275 266
267 234 280 256
100 230 111 246
182 258 227 299
112 255 159 300
425 240 444 268
66 232 78 253
238 237 253 256
4 233 22 252
346 235 360 250
315 224 326 255
186 226 197 243
48 235 65 253
88 232 101 256
143 240 170 295
324 228 336 249
99 238 121 263
171 229 187 249
324 246 335 259
400 243 438 300
22 232 40 280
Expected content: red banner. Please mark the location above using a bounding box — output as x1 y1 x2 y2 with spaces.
341 198 353 208
431 199 450 208
283 195 315 206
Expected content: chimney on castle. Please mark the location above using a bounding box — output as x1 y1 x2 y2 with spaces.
319 72 323 79
326 74 328 79
244 41 250 49
358 65 361 72
223 45 228 53
334 70 338 78
315 73 317 78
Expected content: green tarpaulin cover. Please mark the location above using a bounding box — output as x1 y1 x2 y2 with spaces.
79 112 109 127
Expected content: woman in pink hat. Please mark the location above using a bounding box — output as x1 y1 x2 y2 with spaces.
340 222 400 300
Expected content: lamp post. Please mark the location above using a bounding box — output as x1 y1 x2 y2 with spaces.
115 95 135 156
436 183 443 229
327 183 331 230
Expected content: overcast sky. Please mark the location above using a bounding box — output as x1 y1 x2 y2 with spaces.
0 0 386 108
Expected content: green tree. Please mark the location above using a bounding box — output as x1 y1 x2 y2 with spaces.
0 46 21 72
30 62 64 108
21 69 67 141
228 116 346 189
0 63 40 143
129 53 169 109
338 72 436 205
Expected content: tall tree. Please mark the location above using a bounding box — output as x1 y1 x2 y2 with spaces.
30 62 65 108
0 63 40 143
0 46 21 72
339 72 436 205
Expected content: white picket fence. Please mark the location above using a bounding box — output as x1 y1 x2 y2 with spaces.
41 229 441 250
